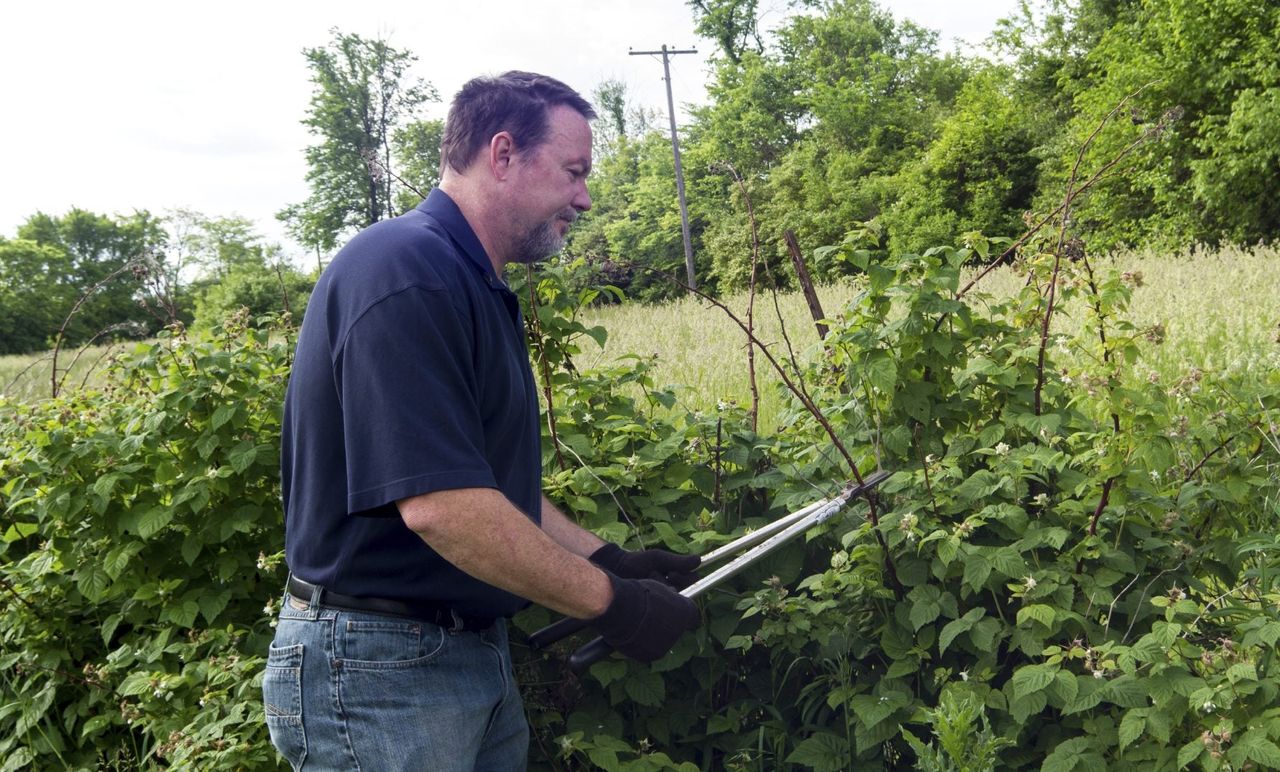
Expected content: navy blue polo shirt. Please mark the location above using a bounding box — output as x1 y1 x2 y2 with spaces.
280 189 541 618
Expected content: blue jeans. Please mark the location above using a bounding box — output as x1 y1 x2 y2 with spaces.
262 588 528 771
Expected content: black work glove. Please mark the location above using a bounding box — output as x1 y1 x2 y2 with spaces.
589 543 701 589
591 572 700 663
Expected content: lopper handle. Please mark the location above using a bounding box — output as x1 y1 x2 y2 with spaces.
528 616 590 649
568 636 613 673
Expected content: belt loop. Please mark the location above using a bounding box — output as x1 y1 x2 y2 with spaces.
288 573 324 620
449 609 465 633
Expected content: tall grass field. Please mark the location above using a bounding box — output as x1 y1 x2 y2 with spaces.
577 246 1280 428
3 247 1276 419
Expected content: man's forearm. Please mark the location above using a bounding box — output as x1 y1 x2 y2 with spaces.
398 488 610 619
540 494 606 558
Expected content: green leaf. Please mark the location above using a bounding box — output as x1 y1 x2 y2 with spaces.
588 659 627 687
954 470 1003 504
786 733 850 772
1238 731 1280 768
1011 664 1056 699
164 599 200 629
962 555 992 592
103 541 144 579
1177 738 1205 768
910 600 941 631
1016 604 1056 629
1118 709 1146 750
1226 662 1258 684
76 565 112 602
118 671 152 696
198 590 232 624
228 440 258 473
1041 738 1090 772
863 352 896 394
101 613 122 646
80 713 113 738
210 403 237 429
1 747 35 772
136 506 174 539
939 608 985 653
624 670 665 707
3 522 39 542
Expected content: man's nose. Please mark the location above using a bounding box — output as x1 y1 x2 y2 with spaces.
574 183 592 213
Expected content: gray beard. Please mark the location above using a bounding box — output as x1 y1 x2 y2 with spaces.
511 222 563 265
511 212 576 265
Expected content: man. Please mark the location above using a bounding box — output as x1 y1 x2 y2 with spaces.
262 72 700 770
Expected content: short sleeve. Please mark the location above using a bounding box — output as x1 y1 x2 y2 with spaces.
334 286 497 514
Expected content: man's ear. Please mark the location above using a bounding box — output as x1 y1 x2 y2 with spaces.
488 132 516 180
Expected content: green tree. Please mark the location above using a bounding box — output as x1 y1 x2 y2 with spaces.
0 239 68 354
6 209 169 353
391 118 444 213
884 65 1044 253
1046 0 1280 248
279 29 438 254
688 0 764 64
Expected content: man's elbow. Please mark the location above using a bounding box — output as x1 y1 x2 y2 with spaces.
397 492 453 537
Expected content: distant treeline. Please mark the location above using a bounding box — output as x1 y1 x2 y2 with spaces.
569 0 1279 299
2 0 1275 353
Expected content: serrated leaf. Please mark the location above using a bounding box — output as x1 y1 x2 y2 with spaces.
624 670 665 707
164 599 200 629
1101 675 1149 708
228 440 257 473
1144 706 1172 744
101 613 122 646
1226 662 1258 683
1017 604 1056 629
198 590 231 624
963 555 992 591
910 600 941 631
588 658 627 687
850 695 895 729
210 403 237 430
786 732 849 772
118 671 152 697
955 470 1003 504
970 618 1000 651
1048 670 1079 706
2 747 35 772
1118 709 1147 750
92 473 121 500
1011 664 1056 699
1178 738 1205 768
1010 691 1047 723
136 506 174 539
862 352 897 395
1240 732 1280 768
104 541 144 579
80 714 113 738
76 565 112 602
939 608 985 653
1042 738 1090 772
181 532 203 565
989 547 1026 578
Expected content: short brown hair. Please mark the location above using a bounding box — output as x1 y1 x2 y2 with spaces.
440 71 596 174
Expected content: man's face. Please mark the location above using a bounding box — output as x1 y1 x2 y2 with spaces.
506 105 593 264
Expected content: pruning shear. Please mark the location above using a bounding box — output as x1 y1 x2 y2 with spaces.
529 469 891 672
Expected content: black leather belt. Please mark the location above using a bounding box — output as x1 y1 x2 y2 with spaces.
286 574 495 632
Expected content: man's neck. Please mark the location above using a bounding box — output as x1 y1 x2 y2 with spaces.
438 179 508 276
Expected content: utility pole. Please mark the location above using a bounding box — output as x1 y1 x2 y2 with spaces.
630 44 698 289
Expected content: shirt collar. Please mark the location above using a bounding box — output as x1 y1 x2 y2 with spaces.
417 189 505 289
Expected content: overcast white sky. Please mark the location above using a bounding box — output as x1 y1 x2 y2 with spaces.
0 0 1018 257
